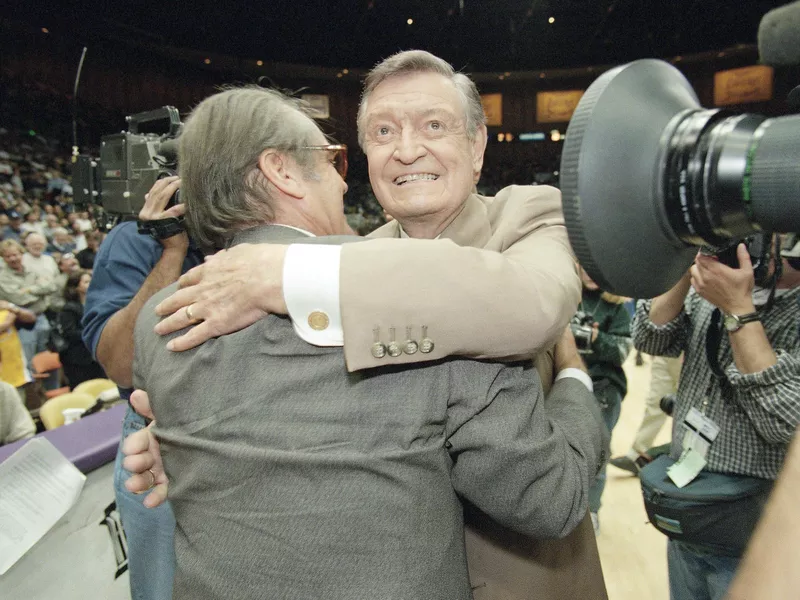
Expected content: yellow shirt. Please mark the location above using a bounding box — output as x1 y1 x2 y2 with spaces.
0 310 32 388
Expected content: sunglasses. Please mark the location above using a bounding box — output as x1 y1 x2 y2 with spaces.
302 144 348 179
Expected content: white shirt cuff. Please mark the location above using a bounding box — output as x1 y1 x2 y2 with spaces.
283 244 344 346
555 368 594 393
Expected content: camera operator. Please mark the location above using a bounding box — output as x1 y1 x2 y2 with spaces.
573 267 632 534
632 235 800 600
81 176 202 600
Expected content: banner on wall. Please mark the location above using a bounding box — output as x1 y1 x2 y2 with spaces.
301 94 330 119
480 94 503 127
536 90 584 124
714 65 774 106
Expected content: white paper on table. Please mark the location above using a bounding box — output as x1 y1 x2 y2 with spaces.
0 437 86 575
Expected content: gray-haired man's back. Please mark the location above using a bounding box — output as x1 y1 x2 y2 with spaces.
133 226 602 600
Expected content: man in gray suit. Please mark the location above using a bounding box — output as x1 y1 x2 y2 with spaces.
133 86 606 599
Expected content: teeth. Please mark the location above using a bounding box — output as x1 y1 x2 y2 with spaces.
394 173 438 185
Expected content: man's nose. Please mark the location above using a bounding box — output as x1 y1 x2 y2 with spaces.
393 129 427 164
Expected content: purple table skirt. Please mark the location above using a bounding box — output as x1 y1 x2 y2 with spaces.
0 402 125 473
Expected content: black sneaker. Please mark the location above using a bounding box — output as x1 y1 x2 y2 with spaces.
609 454 651 475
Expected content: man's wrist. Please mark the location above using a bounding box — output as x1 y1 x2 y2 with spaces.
258 244 287 314
159 234 190 253
724 300 757 316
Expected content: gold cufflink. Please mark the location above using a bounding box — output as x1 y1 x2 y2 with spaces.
308 311 329 331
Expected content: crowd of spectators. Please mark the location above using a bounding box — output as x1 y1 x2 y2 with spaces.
0 124 105 422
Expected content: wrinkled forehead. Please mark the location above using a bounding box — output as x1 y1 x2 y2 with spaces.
366 72 466 123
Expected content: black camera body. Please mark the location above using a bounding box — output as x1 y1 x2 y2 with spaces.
700 232 774 287
72 106 182 221
570 310 595 354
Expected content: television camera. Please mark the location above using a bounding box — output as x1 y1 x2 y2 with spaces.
71 106 184 238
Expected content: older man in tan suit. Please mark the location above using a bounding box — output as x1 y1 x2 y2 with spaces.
133 51 607 599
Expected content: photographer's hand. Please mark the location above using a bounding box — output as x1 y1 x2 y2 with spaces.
153 243 287 351
691 244 755 315
138 176 188 253
693 244 777 373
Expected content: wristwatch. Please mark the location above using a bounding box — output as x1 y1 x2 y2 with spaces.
723 311 760 333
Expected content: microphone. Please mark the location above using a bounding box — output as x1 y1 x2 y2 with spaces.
758 0 800 66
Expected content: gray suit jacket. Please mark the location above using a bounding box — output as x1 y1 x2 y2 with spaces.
134 225 605 600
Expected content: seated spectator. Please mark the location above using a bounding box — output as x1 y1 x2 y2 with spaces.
0 300 36 402
3 210 23 242
22 233 59 281
71 221 87 252
75 211 93 232
47 227 75 254
0 239 56 376
0 379 35 446
76 231 102 269
42 213 59 241
20 209 45 237
58 270 105 387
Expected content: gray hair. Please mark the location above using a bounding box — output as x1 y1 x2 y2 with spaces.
356 50 486 149
24 232 46 246
178 86 322 249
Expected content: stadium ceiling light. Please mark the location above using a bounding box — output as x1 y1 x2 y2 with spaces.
548 17 555 24
407 18 413 25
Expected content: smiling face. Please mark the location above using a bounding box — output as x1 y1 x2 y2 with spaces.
2 247 23 272
362 72 487 237
25 234 46 257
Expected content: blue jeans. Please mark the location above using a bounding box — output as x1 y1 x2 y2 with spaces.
588 383 622 513
114 404 176 600
667 540 740 600
18 314 58 390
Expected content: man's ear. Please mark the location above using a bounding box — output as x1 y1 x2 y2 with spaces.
257 149 305 199
471 124 488 184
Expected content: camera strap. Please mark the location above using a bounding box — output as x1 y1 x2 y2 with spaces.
137 216 186 240
705 308 732 397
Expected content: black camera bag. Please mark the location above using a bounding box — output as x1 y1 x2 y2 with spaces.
640 455 773 557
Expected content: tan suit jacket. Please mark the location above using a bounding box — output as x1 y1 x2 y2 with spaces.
340 184 582 373
341 185 607 599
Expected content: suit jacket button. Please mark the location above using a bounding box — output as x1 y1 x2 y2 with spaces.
371 342 386 359
387 341 402 357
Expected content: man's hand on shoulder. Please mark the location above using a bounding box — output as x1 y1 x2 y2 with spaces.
154 243 288 351
138 175 189 254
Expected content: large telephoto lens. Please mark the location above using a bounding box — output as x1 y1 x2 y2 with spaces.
560 59 800 298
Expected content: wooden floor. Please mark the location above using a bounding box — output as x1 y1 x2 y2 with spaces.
596 352 673 600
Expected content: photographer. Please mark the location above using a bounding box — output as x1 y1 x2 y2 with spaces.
81 176 203 600
573 267 632 534
633 235 800 600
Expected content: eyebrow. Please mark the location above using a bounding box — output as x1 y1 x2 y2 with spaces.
367 106 459 123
